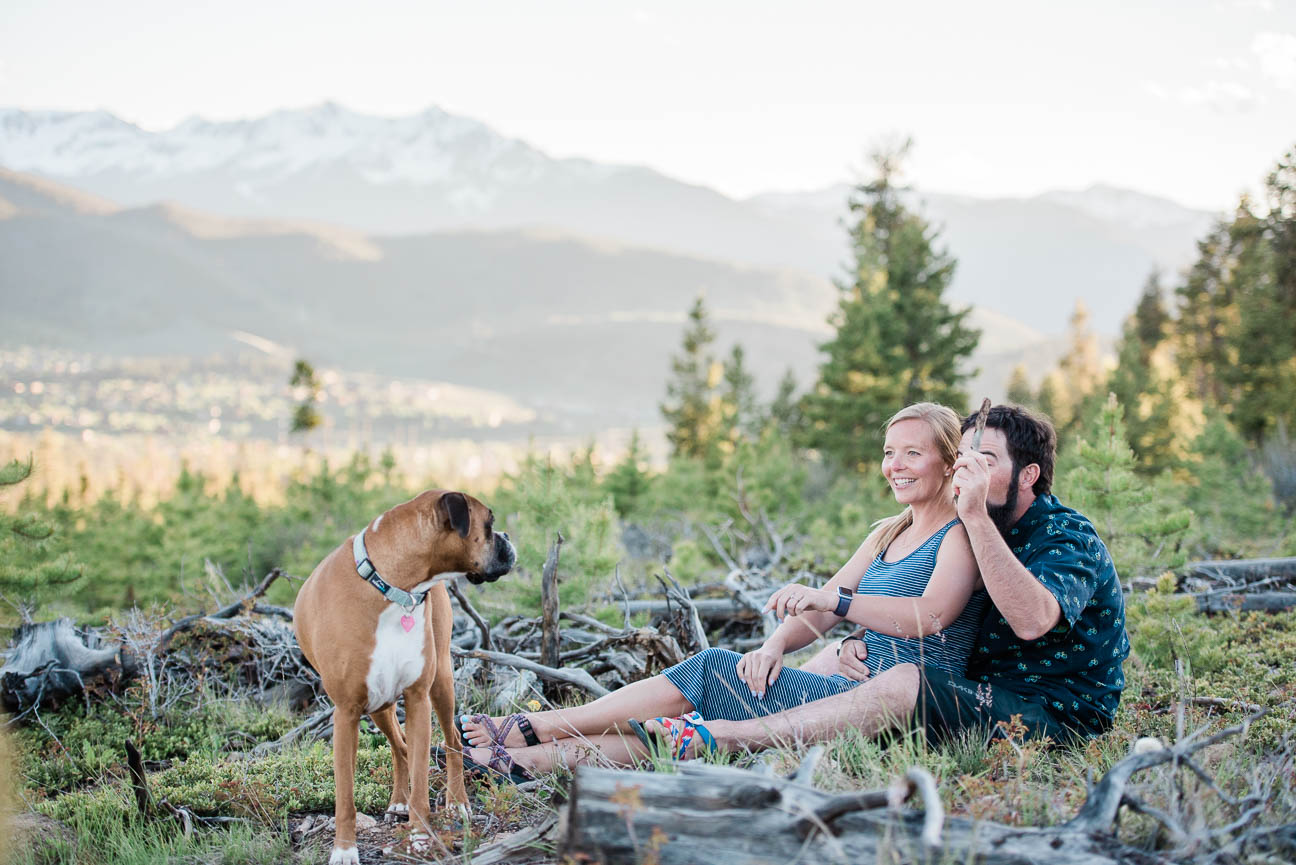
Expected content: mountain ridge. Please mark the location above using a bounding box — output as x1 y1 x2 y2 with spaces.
1 104 1214 334
0 168 1058 434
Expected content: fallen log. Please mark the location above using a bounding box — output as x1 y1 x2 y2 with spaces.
1196 591 1296 614
559 709 1280 865
1182 557 1296 584
560 761 1163 865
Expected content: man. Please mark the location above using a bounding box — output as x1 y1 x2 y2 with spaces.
694 404 1129 748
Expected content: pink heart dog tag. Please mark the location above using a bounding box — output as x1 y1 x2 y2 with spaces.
400 615 415 632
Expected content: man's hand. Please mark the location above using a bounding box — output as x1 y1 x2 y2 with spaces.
952 449 992 522
763 583 836 621
837 637 871 681
735 645 784 699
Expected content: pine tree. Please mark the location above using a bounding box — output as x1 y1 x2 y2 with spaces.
1005 365 1034 407
1107 272 1198 473
802 140 979 469
766 368 803 437
1227 153 1296 444
604 430 652 517
1050 300 1108 439
1175 217 1242 409
660 296 723 459
718 344 760 450
1057 394 1190 578
1036 374 1063 427
290 358 323 434
0 457 83 606
1182 417 1284 556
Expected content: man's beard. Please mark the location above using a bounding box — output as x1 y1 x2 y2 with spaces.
986 464 1023 535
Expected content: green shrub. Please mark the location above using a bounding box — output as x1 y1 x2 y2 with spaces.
484 451 623 616
1125 572 1229 674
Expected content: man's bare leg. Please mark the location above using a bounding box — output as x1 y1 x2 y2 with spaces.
461 674 692 747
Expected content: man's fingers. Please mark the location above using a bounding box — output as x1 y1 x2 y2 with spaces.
838 641 871 681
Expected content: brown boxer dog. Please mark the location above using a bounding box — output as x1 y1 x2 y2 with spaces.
294 490 515 864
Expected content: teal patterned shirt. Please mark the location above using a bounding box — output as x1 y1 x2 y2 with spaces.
967 494 1129 735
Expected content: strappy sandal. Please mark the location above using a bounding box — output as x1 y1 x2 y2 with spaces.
432 745 534 785
628 710 716 761
456 712 540 750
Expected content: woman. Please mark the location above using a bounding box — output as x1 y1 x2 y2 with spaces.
458 403 985 774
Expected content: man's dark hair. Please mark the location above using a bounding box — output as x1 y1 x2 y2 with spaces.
961 404 1057 495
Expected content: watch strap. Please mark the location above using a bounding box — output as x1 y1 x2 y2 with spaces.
834 587 853 618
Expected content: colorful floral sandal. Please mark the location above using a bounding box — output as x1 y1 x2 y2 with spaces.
628 710 716 761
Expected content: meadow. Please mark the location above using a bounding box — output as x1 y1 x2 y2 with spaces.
3 391 1295 864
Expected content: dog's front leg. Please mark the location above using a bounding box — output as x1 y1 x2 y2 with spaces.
430 666 469 805
403 689 435 847
329 704 362 865
369 704 410 821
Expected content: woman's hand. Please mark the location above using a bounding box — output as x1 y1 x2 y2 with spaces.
763 584 837 621
735 645 784 699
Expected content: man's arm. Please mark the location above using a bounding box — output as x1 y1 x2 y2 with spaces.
953 451 1061 641
961 511 1060 641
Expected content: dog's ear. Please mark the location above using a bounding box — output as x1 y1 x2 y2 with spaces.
438 491 471 539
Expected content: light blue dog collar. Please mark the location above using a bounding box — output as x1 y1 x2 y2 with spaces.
353 530 427 610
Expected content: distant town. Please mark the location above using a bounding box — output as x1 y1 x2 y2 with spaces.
0 346 540 446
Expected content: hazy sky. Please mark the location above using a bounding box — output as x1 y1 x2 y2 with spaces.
2 0 1292 210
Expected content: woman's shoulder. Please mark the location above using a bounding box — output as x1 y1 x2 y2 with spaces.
935 516 965 542
935 519 975 558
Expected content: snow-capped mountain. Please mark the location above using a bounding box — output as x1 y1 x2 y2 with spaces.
0 102 610 211
0 103 1216 334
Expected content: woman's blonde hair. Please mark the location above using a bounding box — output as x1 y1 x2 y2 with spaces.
864 402 962 560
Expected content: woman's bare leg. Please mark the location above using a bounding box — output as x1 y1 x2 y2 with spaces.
464 732 648 774
461 674 692 748
482 664 921 766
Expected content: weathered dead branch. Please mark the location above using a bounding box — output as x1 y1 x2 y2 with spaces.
539 533 564 672
450 647 610 698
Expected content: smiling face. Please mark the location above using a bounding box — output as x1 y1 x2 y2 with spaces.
882 418 953 505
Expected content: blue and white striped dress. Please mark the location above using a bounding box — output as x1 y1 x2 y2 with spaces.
661 519 987 721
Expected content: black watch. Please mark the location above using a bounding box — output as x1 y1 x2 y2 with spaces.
834 586 854 617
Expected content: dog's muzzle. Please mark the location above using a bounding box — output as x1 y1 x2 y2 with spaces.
466 532 516 585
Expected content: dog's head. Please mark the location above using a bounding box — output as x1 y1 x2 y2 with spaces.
431 490 516 585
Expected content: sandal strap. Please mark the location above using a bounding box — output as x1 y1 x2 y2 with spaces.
496 714 519 745
485 740 514 774
516 714 540 747
472 713 503 745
